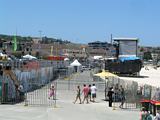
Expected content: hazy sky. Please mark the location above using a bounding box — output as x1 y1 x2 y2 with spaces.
1 0 160 46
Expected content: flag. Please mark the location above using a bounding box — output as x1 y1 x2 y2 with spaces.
13 35 17 51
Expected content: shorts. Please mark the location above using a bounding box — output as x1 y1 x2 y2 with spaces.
76 94 80 98
92 93 96 98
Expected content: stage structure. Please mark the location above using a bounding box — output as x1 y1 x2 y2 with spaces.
105 38 142 75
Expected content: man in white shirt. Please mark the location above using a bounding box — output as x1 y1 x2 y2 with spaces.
91 84 97 102
155 111 160 120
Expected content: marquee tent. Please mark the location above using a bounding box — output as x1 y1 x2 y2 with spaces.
22 54 37 60
70 59 81 66
70 59 82 72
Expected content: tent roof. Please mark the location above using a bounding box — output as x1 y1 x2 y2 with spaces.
64 58 69 61
22 54 37 60
93 56 103 60
70 59 81 66
119 56 140 62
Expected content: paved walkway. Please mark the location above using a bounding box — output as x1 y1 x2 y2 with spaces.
0 70 140 120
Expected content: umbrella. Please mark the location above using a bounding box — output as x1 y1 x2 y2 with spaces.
94 69 119 100
94 69 118 79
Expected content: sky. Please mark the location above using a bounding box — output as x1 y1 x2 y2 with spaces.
0 0 160 46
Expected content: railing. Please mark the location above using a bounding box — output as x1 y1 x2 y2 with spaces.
0 60 66 70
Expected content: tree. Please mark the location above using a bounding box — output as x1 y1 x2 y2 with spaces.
143 51 152 61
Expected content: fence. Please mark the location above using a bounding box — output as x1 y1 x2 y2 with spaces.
23 75 106 106
25 83 55 106
103 76 159 109
59 80 105 92
0 66 57 104
24 73 160 107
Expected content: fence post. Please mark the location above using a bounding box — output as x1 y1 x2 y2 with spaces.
105 77 108 100
54 75 58 108
68 75 71 91
113 92 116 110
24 92 28 106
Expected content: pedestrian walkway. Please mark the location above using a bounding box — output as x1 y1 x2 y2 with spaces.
0 70 140 120
0 88 139 120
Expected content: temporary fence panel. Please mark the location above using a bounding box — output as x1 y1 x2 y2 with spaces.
106 77 139 109
25 83 55 106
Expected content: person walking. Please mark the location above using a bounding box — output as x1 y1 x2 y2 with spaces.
154 110 160 120
48 85 55 100
146 111 154 120
91 84 97 102
88 85 92 102
107 87 114 107
119 85 125 108
82 84 89 104
73 86 82 104
140 107 147 120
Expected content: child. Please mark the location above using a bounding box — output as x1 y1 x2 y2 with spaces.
48 85 55 100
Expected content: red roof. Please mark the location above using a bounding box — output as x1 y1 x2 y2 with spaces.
150 100 160 105
140 99 151 103
47 56 65 61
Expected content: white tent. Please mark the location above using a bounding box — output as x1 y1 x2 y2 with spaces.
0 53 5 56
93 56 103 60
22 54 37 60
70 59 81 66
70 59 82 72
64 58 69 61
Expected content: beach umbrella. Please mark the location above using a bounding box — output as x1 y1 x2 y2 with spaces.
94 69 119 99
94 69 118 79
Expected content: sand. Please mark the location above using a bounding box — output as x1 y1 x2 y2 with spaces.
119 66 160 87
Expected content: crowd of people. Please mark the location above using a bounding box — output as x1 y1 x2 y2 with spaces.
73 84 97 104
140 107 160 120
48 83 126 108
72 83 125 109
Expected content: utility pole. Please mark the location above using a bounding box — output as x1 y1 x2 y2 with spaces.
38 30 42 41
110 34 113 44
38 30 42 57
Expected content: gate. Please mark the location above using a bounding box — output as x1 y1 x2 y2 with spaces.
25 83 55 106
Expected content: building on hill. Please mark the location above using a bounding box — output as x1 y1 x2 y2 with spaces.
87 41 115 58
88 41 111 50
